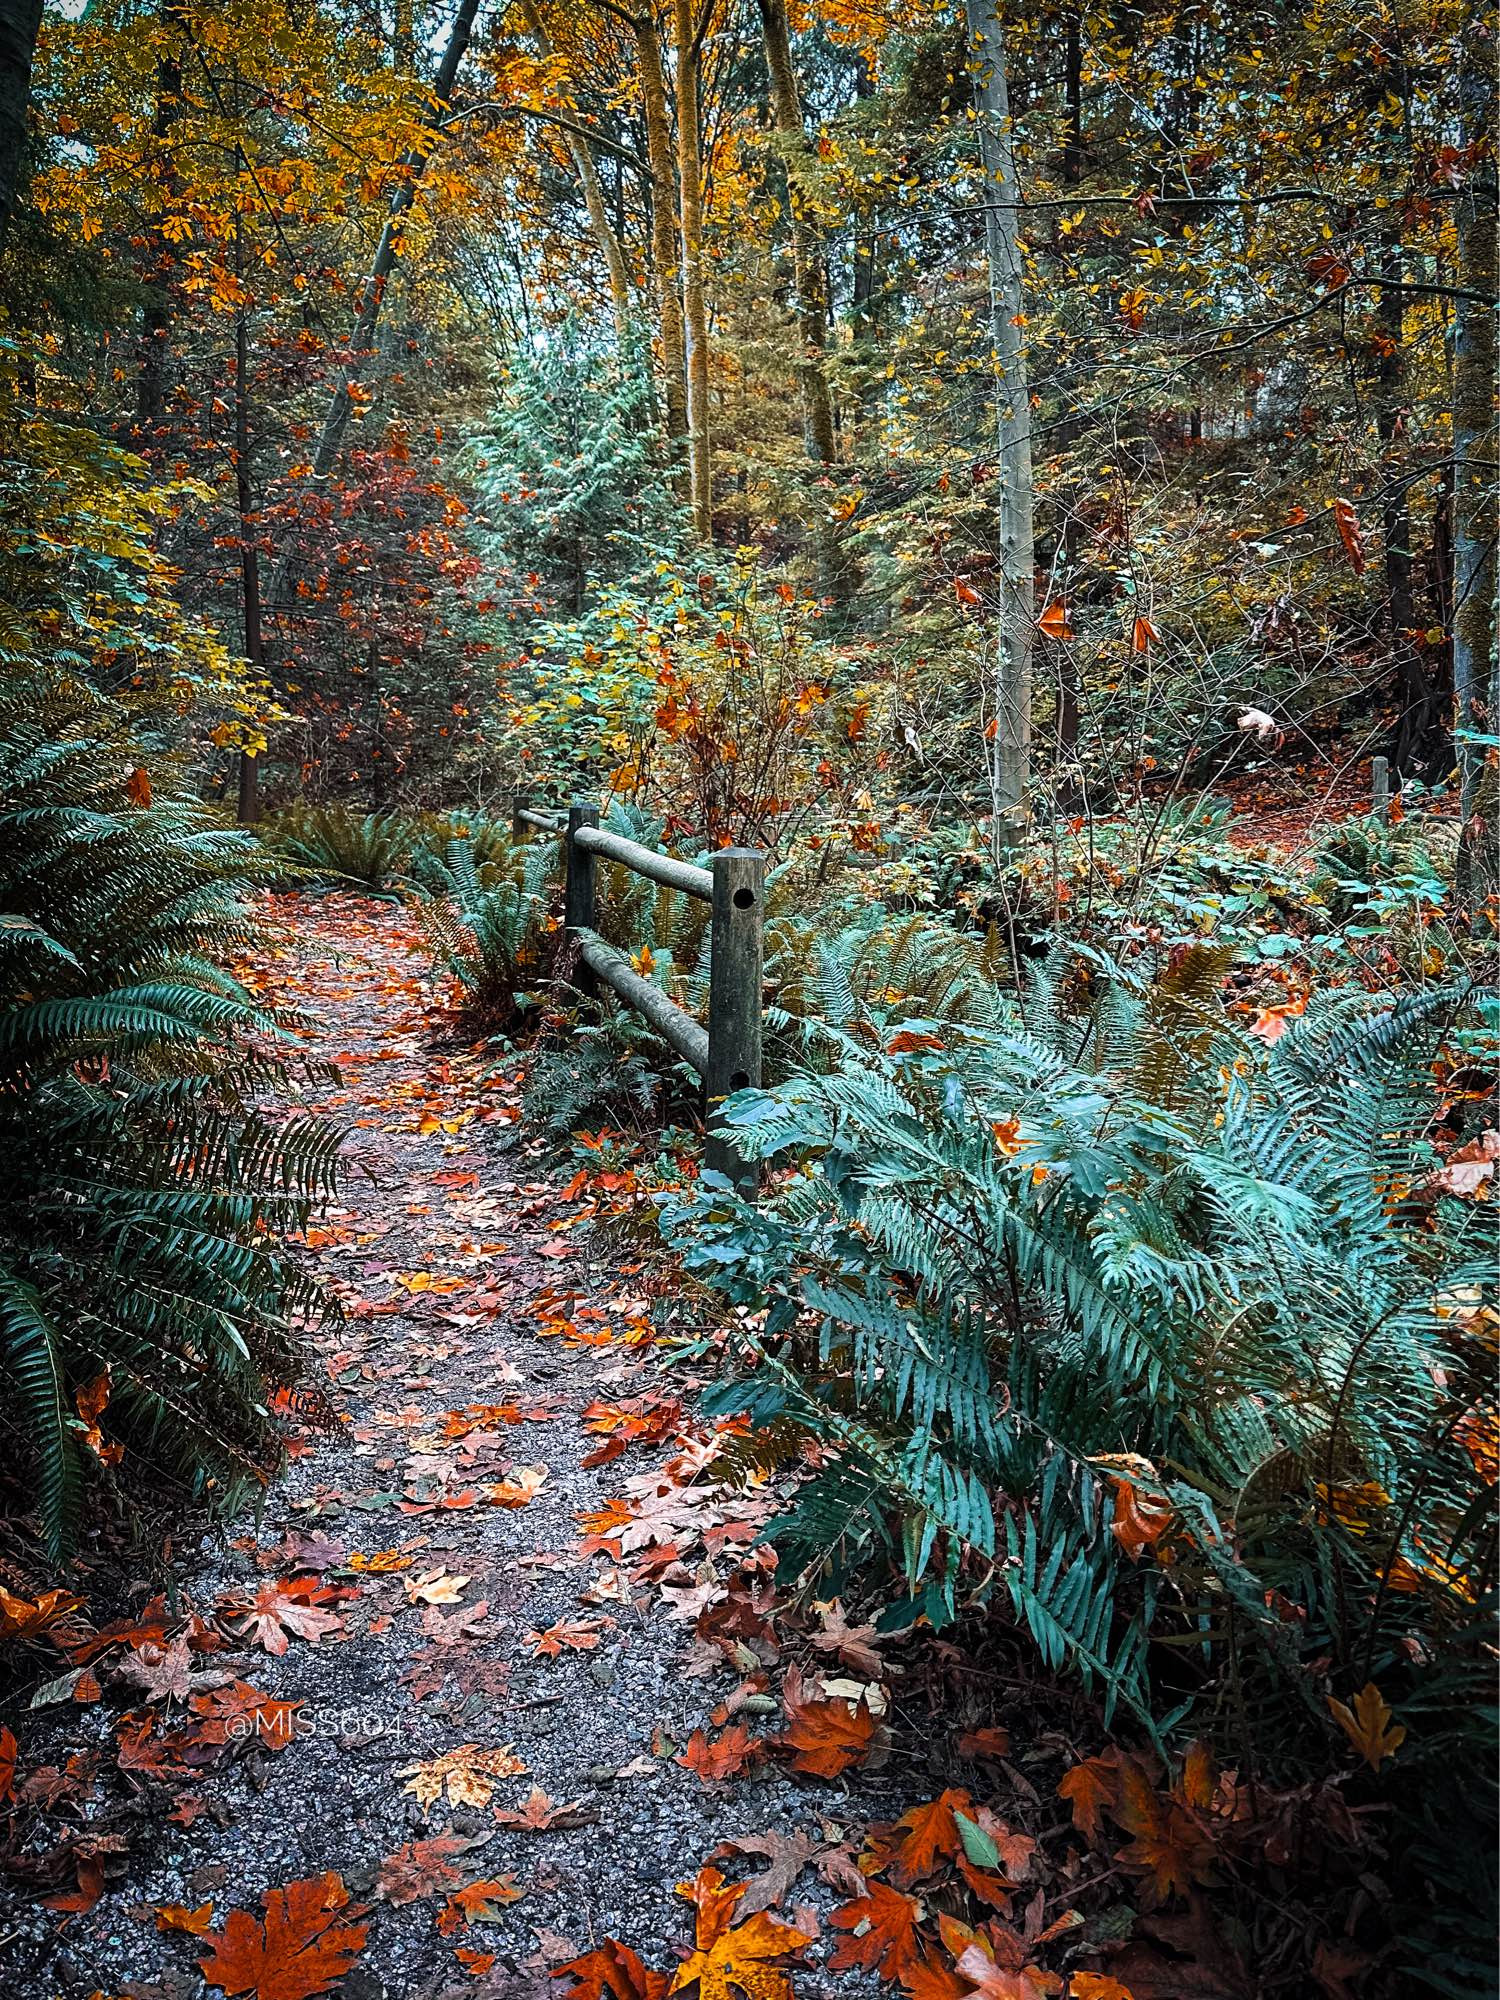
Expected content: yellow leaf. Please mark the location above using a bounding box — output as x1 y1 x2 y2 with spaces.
1328 1683 1405 1770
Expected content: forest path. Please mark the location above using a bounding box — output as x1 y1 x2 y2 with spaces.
6 893 913 1999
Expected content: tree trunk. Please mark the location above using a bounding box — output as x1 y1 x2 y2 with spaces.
755 0 834 468
520 0 633 343
1452 38 1497 891
633 8 688 480
964 0 1035 851
234 229 265 826
135 3 189 438
1376 230 1438 778
307 0 480 484
673 0 713 540
0 0 42 258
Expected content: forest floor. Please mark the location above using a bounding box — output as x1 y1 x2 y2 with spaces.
0 895 982 2000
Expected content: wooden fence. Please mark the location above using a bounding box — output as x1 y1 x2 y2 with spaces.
512 799 764 1188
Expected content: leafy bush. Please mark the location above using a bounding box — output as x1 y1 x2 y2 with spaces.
0 682 343 1557
666 950 1497 1767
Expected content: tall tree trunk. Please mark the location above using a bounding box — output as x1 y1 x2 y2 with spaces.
1376 230 1437 778
1452 38 1497 892
755 0 834 468
756 0 843 596
520 0 633 343
633 8 689 480
0 0 42 258
965 0 1035 851
673 0 713 539
306 0 479 484
135 3 188 438
234 244 266 826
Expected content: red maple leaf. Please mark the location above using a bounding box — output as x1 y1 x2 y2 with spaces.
198 1872 368 1999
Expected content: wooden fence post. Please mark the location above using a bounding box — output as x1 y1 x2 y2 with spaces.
565 802 600 993
705 847 765 1189
512 793 531 843
1371 756 1391 815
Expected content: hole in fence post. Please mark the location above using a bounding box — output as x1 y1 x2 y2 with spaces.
733 886 756 909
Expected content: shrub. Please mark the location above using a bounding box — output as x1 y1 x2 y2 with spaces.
0 681 343 1558
665 950 1497 1762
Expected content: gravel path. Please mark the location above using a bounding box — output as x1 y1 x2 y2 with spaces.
0 894 923 1999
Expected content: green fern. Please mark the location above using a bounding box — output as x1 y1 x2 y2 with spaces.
0 678 342 1560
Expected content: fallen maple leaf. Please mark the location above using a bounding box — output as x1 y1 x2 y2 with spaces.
198 1872 368 2000
188 1681 304 1755
495 1784 596 1832
1111 1759 1217 1906
228 1579 349 1656
437 1874 526 1933
670 1867 811 2000
529 1616 610 1657
878 1789 975 1886
155 1901 216 1936
375 1832 484 1905
554 1938 671 2000
809 1602 885 1679
400 1742 528 1810
403 1569 471 1605
952 1938 1061 1998
709 1830 823 1917
829 1880 924 1983
488 1464 549 1507
1328 1682 1406 1771
1424 1130 1499 1199
776 1664 877 1779
455 1944 498 1976
0 1724 15 1802
116 1635 194 1703
955 1727 1011 1763
0 1584 87 1646
1058 1754 1120 1842
678 1722 759 1785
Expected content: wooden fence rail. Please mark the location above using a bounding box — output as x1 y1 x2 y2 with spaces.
512 797 764 1188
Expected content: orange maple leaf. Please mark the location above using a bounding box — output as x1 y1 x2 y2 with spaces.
1111 1758 1217 1906
879 1788 975 1885
155 1902 216 1936
669 1867 811 2000
188 1680 303 1754
828 1880 924 1982
227 1578 348 1655
776 1665 878 1779
554 1938 671 2000
198 1872 368 2000
1057 1752 1121 1841
436 1875 525 1933
529 1616 610 1656
678 1721 760 1785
